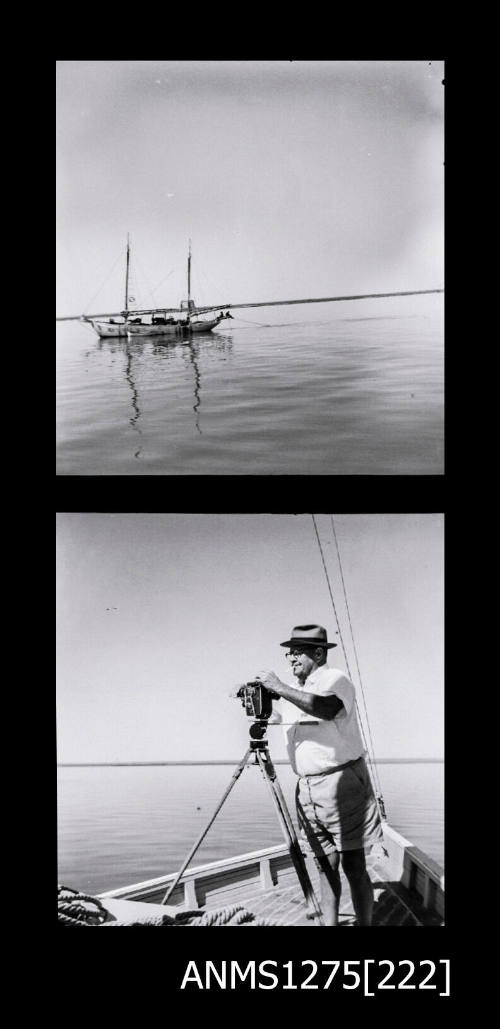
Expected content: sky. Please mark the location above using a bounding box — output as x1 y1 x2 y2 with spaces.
56 513 444 763
56 60 444 322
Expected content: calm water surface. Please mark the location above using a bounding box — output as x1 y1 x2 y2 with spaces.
57 762 444 894
56 308 443 475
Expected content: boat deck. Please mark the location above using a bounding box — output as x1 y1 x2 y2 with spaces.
99 825 444 927
186 854 438 926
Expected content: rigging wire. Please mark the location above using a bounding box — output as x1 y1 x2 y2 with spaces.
132 252 158 310
329 516 385 806
82 245 127 314
190 261 206 309
150 268 175 296
310 514 386 820
231 316 270 327
311 514 351 673
79 319 97 336
193 258 226 310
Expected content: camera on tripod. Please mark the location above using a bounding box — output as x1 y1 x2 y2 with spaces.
236 681 280 721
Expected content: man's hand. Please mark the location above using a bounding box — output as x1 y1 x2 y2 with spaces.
254 670 286 695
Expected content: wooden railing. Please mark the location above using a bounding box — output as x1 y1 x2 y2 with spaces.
98 843 294 909
382 823 444 919
98 825 444 920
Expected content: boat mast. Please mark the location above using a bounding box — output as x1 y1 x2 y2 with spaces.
124 234 131 316
187 239 191 315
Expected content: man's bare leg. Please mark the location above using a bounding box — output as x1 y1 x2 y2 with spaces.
316 851 342 926
341 848 374 926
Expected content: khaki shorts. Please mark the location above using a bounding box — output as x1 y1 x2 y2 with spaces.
295 756 382 857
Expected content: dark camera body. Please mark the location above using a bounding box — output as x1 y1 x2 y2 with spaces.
236 680 280 720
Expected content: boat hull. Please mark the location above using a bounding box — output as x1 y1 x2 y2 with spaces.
127 317 222 338
87 320 129 338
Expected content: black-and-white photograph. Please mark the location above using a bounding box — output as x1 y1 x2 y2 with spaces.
57 513 444 929
56 60 444 476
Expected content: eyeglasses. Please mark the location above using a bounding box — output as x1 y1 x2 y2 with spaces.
286 648 314 660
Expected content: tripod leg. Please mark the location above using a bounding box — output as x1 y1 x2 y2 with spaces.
267 762 301 843
255 750 324 925
161 749 251 904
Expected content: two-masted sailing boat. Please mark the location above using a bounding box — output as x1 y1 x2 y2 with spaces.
57 236 443 340
81 238 228 339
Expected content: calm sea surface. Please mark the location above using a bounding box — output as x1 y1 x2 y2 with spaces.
57 762 444 895
56 308 443 475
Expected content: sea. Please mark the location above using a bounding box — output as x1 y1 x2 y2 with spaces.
57 761 444 895
56 306 443 475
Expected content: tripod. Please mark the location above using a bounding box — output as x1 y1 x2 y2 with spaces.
161 720 324 924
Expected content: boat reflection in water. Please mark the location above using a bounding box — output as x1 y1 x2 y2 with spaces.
124 345 143 457
95 331 233 453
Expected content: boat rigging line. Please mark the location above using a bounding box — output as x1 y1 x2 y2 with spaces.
230 316 271 327
311 514 387 822
150 268 175 294
81 245 128 317
329 516 385 814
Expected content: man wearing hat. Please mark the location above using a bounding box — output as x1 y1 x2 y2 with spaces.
255 624 383 927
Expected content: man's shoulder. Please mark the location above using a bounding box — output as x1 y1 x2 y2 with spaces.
312 666 354 692
322 665 349 681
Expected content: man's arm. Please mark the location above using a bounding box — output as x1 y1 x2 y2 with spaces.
267 708 283 724
255 671 344 721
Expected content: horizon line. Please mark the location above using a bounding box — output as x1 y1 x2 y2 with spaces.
57 757 444 767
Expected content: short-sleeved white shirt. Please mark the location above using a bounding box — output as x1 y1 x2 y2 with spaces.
274 664 365 775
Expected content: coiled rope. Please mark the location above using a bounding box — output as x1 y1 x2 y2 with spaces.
166 904 276 927
102 905 277 926
58 885 109 926
311 514 387 822
58 886 278 926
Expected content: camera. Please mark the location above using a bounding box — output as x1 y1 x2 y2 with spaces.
236 681 280 721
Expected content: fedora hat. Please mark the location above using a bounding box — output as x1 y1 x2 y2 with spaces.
280 624 337 649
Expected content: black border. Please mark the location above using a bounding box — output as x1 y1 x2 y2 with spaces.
57 476 444 513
